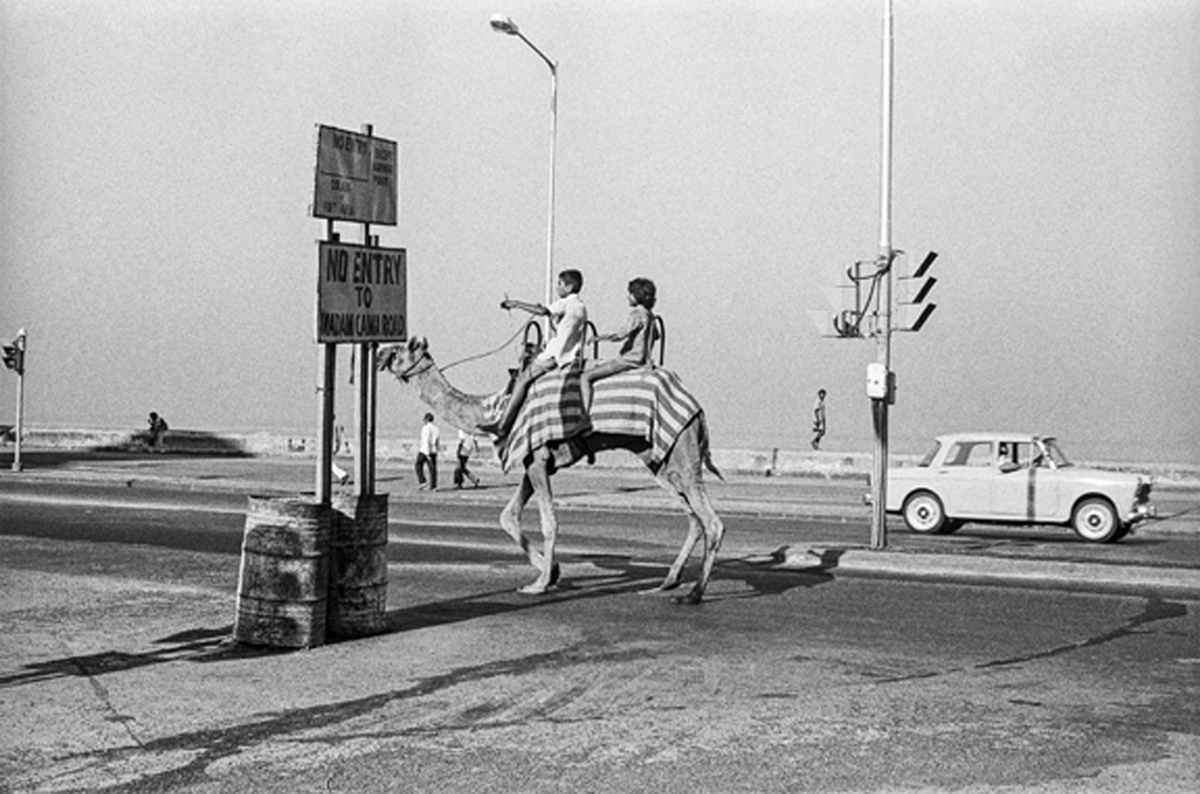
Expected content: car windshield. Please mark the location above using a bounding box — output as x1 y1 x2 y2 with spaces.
1041 438 1073 468
917 442 940 467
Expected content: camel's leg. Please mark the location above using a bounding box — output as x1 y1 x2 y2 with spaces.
680 478 725 604
500 474 545 570
650 469 704 592
653 422 727 604
517 452 559 595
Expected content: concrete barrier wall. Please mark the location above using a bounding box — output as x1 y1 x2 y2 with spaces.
7 427 1198 486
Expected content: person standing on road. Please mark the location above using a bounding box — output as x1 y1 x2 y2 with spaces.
453 429 480 489
416 413 440 491
811 389 827 450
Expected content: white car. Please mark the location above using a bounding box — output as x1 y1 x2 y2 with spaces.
883 432 1156 543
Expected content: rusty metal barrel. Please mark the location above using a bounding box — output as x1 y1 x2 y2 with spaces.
233 496 330 649
327 493 389 638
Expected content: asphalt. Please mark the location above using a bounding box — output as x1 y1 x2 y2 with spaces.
3 446 1200 792
3 446 1200 598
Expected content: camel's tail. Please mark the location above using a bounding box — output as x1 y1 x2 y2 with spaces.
699 413 724 481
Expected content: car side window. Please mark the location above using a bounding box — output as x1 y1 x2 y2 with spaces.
1014 442 1035 467
946 442 991 467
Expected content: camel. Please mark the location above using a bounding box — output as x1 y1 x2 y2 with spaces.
377 336 726 604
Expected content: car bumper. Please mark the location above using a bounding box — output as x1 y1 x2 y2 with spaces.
1126 503 1156 524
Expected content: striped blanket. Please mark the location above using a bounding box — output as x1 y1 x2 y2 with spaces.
496 365 703 472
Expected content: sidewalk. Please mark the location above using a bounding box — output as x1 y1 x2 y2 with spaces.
4 447 1200 597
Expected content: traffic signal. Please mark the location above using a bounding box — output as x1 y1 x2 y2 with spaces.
3 332 25 375
2 343 22 375
894 251 938 332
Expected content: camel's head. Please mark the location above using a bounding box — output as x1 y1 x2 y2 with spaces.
377 336 432 382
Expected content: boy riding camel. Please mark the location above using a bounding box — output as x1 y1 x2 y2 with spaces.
580 277 657 411
477 268 587 440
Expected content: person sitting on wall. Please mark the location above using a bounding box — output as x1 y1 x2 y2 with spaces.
146 411 169 453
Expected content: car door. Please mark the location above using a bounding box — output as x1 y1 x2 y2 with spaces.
990 440 1056 521
936 440 994 518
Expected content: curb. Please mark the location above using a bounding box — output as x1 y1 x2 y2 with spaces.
770 544 1200 597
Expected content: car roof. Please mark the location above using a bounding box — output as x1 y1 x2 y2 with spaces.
933 432 1050 444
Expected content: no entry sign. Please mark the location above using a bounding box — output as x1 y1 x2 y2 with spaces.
317 242 407 343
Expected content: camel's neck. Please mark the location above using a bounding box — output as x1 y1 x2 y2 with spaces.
407 362 503 433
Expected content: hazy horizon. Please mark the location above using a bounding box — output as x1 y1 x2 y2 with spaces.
2 0 1197 467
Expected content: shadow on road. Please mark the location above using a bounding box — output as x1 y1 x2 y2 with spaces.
0 627 286 688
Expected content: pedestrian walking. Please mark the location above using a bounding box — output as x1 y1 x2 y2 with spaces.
416 413 440 491
811 389 827 450
453 429 480 489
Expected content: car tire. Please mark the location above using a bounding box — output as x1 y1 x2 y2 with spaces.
903 491 948 534
1071 497 1120 543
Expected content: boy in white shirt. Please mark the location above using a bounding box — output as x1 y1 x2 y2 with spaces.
478 269 587 440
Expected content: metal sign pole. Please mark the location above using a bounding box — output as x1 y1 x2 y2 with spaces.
316 222 337 504
353 123 375 497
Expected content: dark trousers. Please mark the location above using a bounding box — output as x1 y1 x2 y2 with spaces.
453 454 478 487
416 453 437 489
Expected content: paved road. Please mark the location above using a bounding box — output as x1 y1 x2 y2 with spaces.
3 448 1199 597
1 489 1197 792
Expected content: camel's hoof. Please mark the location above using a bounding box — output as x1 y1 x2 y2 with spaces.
638 580 680 595
673 590 704 606
517 582 552 596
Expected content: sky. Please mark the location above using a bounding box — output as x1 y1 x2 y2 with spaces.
1 0 1197 465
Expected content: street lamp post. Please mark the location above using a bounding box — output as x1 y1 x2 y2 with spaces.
489 12 558 316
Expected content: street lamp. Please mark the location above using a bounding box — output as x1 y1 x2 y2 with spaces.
489 12 558 314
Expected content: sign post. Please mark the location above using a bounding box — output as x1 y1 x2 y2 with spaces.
3 329 26 472
312 123 402 503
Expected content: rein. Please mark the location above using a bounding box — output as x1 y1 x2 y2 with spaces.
437 323 529 373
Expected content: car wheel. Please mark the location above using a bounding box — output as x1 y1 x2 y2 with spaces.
903 491 947 534
1072 497 1120 543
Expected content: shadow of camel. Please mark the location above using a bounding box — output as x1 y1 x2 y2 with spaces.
369 552 837 637
0 554 835 683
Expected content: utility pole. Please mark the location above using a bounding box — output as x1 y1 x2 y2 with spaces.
808 1 940 548
869 0 896 549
